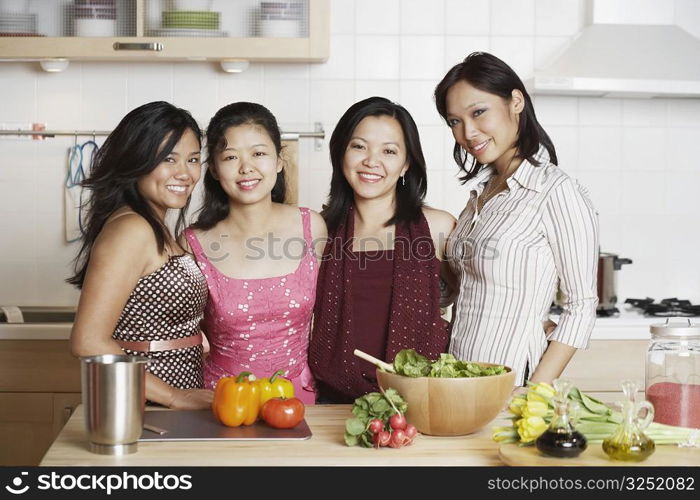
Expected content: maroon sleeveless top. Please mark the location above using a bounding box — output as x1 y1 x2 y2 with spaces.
310 206 450 403
351 250 394 384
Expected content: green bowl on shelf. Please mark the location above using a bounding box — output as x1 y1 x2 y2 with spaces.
162 10 219 30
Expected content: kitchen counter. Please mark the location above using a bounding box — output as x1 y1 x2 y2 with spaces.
41 404 511 466
4 307 683 341
0 323 73 340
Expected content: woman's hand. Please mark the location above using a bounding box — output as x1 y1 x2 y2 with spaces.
503 385 527 410
168 388 215 410
543 319 557 336
511 386 528 397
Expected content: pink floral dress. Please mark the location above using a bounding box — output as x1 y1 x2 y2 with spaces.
184 208 318 404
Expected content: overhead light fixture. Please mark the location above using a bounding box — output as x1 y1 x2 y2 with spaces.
39 58 70 73
220 59 249 74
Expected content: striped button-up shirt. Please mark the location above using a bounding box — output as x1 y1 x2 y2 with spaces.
446 146 599 386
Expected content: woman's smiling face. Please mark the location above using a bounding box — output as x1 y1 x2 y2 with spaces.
342 115 408 203
212 123 282 206
445 80 523 171
136 128 201 217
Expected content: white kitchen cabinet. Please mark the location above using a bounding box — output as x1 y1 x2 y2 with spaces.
0 0 329 63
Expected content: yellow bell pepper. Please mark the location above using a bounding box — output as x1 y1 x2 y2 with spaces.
212 372 260 427
257 369 295 406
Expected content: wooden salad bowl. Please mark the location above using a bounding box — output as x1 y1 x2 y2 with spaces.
376 364 516 436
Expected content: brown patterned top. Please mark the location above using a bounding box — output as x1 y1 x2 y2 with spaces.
112 254 208 389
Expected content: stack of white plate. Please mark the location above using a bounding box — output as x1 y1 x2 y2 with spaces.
73 0 116 37
0 12 37 36
258 1 304 38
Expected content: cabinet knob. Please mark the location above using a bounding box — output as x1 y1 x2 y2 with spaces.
113 42 163 52
62 406 74 425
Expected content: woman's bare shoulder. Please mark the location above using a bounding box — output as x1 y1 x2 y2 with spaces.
422 206 457 234
94 213 160 264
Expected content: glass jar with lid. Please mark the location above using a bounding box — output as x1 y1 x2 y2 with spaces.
645 318 700 429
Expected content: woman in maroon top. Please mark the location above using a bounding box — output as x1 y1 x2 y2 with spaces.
309 97 457 403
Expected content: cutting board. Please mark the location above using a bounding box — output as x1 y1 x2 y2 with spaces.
139 410 312 441
499 443 700 466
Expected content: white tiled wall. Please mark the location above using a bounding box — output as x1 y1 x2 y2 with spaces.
1 0 699 306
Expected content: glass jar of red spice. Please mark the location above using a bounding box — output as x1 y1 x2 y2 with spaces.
645 318 700 429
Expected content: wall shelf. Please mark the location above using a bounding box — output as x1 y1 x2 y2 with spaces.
0 0 329 64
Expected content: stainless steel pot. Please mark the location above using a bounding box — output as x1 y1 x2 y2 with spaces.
597 252 633 312
81 354 148 455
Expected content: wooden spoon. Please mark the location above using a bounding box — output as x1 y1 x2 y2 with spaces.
353 349 395 373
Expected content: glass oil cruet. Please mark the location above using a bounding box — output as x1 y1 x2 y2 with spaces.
602 380 656 461
535 378 588 458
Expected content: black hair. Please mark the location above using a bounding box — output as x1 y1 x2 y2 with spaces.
192 102 286 230
434 51 557 183
67 101 202 288
323 96 427 233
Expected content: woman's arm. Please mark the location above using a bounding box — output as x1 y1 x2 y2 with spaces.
528 341 577 384
70 215 154 358
309 209 329 262
423 207 459 306
535 178 599 384
71 216 213 409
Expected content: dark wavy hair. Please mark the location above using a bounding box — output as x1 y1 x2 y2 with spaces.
67 101 202 288
434 52 557 183
323 96 427 233
192 102 286 230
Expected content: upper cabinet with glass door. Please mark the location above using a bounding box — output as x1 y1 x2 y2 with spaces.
0 0 329 63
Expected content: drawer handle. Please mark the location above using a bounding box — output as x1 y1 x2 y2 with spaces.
113 42 163 52
62 406 74 425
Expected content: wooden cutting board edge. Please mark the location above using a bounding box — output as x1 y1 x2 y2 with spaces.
499 442 700 467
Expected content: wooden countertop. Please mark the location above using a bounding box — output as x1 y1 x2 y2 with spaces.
41 404 511 466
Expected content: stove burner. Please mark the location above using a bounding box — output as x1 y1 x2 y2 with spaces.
625 297 700 317
549 303 621 317
596 307 619 317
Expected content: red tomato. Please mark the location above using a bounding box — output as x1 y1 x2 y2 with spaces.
260 397 305 429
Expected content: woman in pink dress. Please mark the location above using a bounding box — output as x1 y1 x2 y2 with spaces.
184 102 327 404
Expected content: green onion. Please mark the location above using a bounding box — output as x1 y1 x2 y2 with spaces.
493 382 699 447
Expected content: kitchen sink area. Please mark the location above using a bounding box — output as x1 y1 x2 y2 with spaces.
0 306 75 340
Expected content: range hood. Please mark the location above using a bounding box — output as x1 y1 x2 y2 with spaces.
528 23 700 98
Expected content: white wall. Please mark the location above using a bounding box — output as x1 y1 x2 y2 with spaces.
1 0 699 306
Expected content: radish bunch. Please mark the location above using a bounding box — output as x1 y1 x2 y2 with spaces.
344 388 418 448
368 413 419 449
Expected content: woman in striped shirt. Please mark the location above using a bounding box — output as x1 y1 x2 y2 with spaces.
434 52 599 387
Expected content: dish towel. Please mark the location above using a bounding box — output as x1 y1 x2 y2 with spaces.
280 138 299 205
64 141 98 243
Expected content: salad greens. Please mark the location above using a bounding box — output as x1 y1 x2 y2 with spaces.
392 349 507 378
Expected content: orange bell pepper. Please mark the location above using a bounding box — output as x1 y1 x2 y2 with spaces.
212 372 260 427
257 369 295 406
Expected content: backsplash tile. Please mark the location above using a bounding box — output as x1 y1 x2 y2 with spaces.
446 0 490 36
355 0 400 35
355 35 400 80
491 0 535 36
400 36 446 81
401 0 445 35
535 0 583 37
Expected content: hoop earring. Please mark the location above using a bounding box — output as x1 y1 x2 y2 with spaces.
401 175 405 186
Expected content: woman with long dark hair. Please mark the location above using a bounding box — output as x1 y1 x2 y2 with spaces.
69 101 213 409
309 97 457 403
184 102 327 404
434 52 599 387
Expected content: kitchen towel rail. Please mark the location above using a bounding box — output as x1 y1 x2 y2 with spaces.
0 125 325 143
